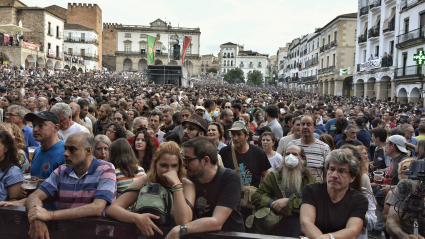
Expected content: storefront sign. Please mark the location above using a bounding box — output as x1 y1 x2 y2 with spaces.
413 50 425 65
340 67 351 75
23 42 39 51
48 49 55 57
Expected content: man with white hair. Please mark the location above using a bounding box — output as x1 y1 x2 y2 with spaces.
37 97 48 112
50 103 89 140
249 144 316 236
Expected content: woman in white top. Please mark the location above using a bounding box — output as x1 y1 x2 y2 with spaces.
261 132 282 172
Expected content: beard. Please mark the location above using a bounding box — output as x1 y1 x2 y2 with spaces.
280 164 303 193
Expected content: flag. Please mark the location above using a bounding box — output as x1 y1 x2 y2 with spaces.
147 35 157 65
181 36 191 63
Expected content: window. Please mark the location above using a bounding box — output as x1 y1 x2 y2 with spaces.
317 39 319 47
312 41 314 50
125 33 131 37
56 26 59 38
328 35 330 45
404 18 409 33
363 50 367 62
332 54 335 66
389 41 394 53
56 45 59 57
48 22 51 35
125 44 131 52
48 43 51 50
81 33 85 41
323 38 325 46
68 33 71 39
187 46 191 54
334 31 337 41
140 34 147 38
68 48 73 55
326 56 329 67
231 61 233 66
81 49 85 56
156 45 161 54
376 46 379 56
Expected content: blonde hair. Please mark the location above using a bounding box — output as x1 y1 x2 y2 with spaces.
147 141 186 184
9 123 26 150
398 158 417 180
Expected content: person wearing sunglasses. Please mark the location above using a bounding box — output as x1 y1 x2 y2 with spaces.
104 122 126 143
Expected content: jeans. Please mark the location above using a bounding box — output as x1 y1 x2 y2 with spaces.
375 199 384 231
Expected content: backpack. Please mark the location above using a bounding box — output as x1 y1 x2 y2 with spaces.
124 183 174 226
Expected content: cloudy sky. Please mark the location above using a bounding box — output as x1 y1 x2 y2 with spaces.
34 0 358 56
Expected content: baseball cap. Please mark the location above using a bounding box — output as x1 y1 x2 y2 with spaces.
0 87 6 93
182 114 207 134
195 106 206 112
24 111 60 125
387 135 408 153
355 117 367 128
414 118 421 124
49 97 63 104
228 121 248 134
399 118 408 123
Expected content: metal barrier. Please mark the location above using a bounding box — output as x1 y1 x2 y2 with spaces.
0 206 294 239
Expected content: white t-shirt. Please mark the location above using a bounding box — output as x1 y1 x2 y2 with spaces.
59 122 90 140
83 116 93 129
268 152 283 172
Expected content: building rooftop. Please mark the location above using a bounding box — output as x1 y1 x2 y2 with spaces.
64 23 96 33
220 42 237 46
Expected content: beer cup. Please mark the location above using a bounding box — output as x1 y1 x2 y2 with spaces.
374 171 384 185
23 176 38 196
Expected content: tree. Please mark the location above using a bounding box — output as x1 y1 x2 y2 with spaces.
223 67 244 84
247 70 263 86
206 68 217 74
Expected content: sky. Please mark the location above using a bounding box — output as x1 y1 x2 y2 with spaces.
33 0 358 57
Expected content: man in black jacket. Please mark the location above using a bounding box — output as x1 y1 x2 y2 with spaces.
282 114 294 137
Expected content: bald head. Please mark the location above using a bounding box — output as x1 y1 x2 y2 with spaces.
335 109 344 119
67 132 95 149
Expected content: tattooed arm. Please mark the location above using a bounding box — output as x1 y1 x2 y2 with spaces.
386 205 410 239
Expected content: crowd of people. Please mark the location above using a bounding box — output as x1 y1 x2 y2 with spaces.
0 64 424 239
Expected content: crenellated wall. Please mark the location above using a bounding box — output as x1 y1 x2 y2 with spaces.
102 23 119 55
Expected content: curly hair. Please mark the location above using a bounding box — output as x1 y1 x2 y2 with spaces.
109 138 139 178
147 141 186 183
9 123 26 150
11 89 23 104
104 122 127 141
0 130 20 171
132 130 156 172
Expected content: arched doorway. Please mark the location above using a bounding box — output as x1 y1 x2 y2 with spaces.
25 55 35 68
355 79 364 97
78 67 83 72
138 59 147 71
123 58 133 71
36 57 45 68
398 88 408 103
0 51 10 64
154 59 163 65
64 65 70 70
343 76 353 96
323 80 329 94
71 66 77 72
410 87 421 102
378 76 391 100
46 59 53 69
169 60 178 66
318 81 323 94
329 79 335 95
54 61 61 70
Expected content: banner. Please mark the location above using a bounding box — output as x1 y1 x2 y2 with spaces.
23 42 39 51
147 35 157 65
340 67 351 76
181 36 191 63
48 49 55 57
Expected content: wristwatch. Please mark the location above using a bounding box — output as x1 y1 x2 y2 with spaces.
180 224 188 236
328 233 335 239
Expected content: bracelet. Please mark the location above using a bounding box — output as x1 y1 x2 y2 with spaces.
172 183 182 188
172 186 184 192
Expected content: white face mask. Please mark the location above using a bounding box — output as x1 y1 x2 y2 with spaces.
285 154 299 168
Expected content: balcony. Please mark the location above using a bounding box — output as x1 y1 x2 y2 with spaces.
65 37 99 46
304 49 307 55
401 0 425 11
73 53 99 62
258 64 262 68
358 33 367 44
358 58 393 72
64 54 85 65
396 25 425 50
320 46 324 53
324 44 330 51
291 77 299 82
331 40 338 48
394 65 424 79
368 27 380 40
305 56 319 68
115 51 146 55
360 6 369 17
239 64 244 68
301 75 318 82
383 20 395 34
370 0 381 11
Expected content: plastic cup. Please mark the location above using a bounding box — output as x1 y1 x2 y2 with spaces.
374 171 384 185
23 176 38 196
28 146 37 161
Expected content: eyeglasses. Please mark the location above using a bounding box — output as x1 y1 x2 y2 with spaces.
59 117 68 123
224 106 231 109
5 113 19 117
106 129 115 134
328 168 351 177
181 155 199 164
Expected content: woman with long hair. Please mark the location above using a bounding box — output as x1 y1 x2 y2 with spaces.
416 140 425 160
132 130 156 172
93 135 112 161
127 108 140 132
384 123 391 138
106 142 195 236
149 98 160 110
261 132 282 172
11 90 23 104
319 134 336 151
108 138 145 198
254 110 264 125
104 123 127 143
207 122 226 151
0 130 22 201
8 123 29 173
1 96 13 122
218 122 230 144
333 118 349 146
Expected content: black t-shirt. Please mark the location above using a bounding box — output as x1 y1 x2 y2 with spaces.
373 147 387 170
301 182 368 234
219 144 271 188
190 166 245 232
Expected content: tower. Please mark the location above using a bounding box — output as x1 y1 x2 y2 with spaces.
66 3 102 69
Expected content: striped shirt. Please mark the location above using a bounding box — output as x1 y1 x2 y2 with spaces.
116 166 145 197
39 157 117 209
287 139 330 182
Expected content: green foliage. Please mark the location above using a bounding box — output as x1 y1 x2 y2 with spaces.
206 68 217 74
224 68 244 84
247 70 263 86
